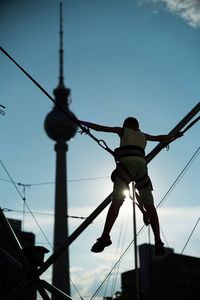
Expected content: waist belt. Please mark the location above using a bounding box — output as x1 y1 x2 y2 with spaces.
114 145 145 162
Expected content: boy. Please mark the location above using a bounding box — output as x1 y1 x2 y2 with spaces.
79 117 183 255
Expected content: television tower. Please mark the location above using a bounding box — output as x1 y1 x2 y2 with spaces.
44 3 77 298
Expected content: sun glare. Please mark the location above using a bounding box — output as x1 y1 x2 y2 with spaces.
123 189 130 199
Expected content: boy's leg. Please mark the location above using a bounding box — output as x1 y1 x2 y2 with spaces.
101 199 124 237
91 199 124 253
139 186 164 255
91 173 126 253
143 203 163 244
101 172 127 237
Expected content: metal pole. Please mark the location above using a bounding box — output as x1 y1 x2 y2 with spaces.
0 248 23 270
132 183 140 300
146 102 200 162
37 281 51 300
40 280 72 300
2 278 31 300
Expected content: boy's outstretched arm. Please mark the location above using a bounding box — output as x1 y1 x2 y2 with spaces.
145 132 183 142
78 120 122 135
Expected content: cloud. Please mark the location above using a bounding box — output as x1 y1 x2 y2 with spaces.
70 264 121 300
148 0 200 27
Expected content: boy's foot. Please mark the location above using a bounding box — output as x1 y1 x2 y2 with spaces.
91 235 112 253
155 242 165 256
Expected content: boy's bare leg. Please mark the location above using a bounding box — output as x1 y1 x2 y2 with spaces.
91 199 124 252
143 203 163 244
101 200 124 237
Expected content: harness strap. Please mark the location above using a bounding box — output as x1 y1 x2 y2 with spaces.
111 163 132 184
111 164 152 191
114 145 145 162
135 173 152 191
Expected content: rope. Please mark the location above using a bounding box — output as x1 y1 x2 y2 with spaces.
0 159 51 246
2 208 87 220
156 145 200 209
90 225 145 300
181 217 200 254
0 175 109 186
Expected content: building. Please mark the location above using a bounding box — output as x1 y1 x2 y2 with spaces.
119 243 200 300
0 218 36 300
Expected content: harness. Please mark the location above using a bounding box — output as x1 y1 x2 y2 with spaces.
112 145 152 191
114 145 145 161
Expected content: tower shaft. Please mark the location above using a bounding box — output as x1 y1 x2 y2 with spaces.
52 140 70 296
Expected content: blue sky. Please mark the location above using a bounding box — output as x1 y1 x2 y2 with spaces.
0 0 200 299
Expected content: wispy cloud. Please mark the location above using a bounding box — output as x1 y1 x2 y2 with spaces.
71 264 121 300
148 0 200 27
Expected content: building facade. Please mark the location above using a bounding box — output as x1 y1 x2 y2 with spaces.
0 218 36 300
120 243 200 300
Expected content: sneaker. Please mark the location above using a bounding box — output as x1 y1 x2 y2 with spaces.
155 242 165 256
91 235 112 253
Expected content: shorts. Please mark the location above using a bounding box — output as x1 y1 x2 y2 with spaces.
112 156 154 205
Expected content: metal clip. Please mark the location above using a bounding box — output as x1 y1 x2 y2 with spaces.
0 104 6 116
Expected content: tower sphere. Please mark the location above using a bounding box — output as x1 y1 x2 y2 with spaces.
44 86 78 142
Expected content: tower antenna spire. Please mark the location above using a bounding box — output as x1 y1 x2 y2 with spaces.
59 2 64 87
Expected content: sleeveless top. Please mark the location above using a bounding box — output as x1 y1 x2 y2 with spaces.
114 127 147 161
120 127 147 149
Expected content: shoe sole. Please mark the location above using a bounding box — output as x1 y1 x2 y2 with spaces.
91 241 112 253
